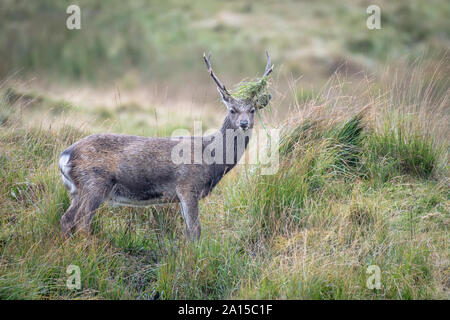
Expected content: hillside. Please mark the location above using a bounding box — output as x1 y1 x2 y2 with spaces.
0 56 448 299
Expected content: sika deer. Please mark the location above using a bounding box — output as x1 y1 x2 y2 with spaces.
59 52 273 240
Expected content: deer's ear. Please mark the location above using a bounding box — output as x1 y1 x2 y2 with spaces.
217 87 234 106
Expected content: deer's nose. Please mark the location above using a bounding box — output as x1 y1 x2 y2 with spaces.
240 120 249 128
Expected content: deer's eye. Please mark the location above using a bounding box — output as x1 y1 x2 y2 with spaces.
230 109 236 114
250 109 255 113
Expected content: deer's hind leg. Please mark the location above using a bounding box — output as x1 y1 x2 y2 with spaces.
73 182 112 235
61 196 81 238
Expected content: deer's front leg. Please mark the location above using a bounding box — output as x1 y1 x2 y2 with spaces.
176 188 201 241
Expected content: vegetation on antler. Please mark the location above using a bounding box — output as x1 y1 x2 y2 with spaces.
231 76 272 109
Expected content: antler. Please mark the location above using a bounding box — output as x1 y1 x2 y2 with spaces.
263 51 274 77
203 53 230 95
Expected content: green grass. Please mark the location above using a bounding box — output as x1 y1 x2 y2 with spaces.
0 56 449 300
228 141 447 299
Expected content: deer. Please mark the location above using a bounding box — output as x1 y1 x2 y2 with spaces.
59 52 274 241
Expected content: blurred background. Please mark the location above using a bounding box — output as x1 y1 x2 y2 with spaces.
2 0 449 83
1 0 449 135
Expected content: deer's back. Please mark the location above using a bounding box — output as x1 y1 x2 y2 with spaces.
61 133 201 204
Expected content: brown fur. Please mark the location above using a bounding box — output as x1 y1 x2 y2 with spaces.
59 53 272 240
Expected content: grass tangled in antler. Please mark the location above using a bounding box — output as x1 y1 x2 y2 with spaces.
231 76 271 107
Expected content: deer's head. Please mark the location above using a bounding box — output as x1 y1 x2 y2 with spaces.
203 52 274 131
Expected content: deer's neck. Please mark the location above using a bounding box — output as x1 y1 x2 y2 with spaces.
219 115 251 168
202 116 251 196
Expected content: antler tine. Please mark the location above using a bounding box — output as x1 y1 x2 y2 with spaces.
203 52 230 95
263 51 274 77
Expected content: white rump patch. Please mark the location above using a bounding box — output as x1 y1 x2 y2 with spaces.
59 153 77 194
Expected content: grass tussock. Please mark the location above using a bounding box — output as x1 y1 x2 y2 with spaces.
0 58 449 299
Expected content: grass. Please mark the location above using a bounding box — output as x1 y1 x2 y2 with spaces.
0 55 448 299
232 76 269 99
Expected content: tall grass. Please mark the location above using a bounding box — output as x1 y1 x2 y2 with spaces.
224 58 448 299
0 57 448 299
